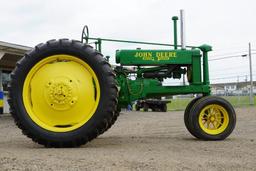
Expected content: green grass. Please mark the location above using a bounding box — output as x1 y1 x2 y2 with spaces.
167 96 256 111
167 98 192 111
221 96 256 107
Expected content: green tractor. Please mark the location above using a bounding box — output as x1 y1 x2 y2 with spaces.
8 12 236 147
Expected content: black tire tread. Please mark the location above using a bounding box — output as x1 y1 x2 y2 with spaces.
188 96 236 140
184 96 202 138
8 39 119 147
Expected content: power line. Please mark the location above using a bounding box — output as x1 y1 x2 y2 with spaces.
213 72 256 77
209 55 243 61
211 75 248 80
210 74 256 81
209 66 252 73
211 50 252 57
209 53 256 61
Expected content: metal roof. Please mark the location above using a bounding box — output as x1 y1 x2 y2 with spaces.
0 41 32 69
0 41 32 56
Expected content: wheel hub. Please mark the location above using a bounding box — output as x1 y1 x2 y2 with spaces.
210 116 215 122
199 104 229 135
45 77 78 110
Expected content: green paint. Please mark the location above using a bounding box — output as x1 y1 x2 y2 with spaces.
199 44 212 95
84 37 196 49
172 16 178 49
82 16 213 107
116 49 201 65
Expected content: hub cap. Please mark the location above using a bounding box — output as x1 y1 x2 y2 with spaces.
23 55 100 132
45 77 78 111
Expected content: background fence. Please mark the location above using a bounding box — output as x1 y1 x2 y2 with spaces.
168 95 256 111
168 43 256 110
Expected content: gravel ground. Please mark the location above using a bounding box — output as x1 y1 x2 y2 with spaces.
0 107 255 171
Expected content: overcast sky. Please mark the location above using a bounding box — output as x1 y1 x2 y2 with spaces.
0 0 255 83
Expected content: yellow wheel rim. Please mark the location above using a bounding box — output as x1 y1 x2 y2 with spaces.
23 54 100 132
198 104 229 135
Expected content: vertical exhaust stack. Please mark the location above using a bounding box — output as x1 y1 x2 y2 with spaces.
180 9 186 49
172 16 178 50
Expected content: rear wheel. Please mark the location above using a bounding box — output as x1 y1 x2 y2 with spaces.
187 96 236 140
102 107 121 134
8 39 118 147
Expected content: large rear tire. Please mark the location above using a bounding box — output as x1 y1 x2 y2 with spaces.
8 39 118 147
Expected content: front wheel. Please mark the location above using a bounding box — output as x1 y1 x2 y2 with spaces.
184 96 202 138
187 96 236 140
8 39 118 147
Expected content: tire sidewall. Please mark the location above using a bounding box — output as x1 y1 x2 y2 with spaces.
190 96 236 140
184 96 202 138
11 41 115 142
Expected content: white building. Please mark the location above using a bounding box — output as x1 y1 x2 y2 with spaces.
0 41 31 113
211 82 256 96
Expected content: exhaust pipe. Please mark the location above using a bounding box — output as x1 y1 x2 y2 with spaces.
180 9 186 49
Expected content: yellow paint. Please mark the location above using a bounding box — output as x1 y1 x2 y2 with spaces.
0 100 3 107
198 104 229 135
23 54 100 132
134 51 176 61
156 52 176 61
134 52 153 60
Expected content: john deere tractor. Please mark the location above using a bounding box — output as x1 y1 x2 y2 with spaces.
8 12 236 147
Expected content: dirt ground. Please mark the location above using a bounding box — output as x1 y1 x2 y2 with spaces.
0 107 255 171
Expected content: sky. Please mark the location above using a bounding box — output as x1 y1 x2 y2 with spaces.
0 0 255 84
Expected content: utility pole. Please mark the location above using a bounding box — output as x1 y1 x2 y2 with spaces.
237 75 240 102
237 76 239 89
249 43 254 105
